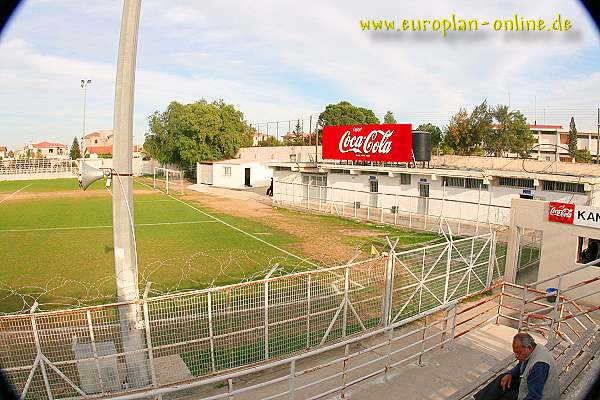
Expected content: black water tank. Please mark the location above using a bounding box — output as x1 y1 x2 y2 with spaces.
412 131 432 161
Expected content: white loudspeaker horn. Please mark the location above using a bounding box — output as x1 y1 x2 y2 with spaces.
79 161 105 191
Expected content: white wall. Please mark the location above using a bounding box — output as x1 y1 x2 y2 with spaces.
273 170 594 225
210 162 272 189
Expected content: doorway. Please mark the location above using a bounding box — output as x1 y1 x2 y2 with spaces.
418 182 429 214
369 177 379 208
245 168 251 187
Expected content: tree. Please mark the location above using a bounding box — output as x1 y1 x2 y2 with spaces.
143 100 252 170
284 119 307 146
70 137 82 159
416 123 443 150
317 101 380 129
575 148 592 163
444 101 492 155
568 117 578 158
384 111 397 124
484 105 534 157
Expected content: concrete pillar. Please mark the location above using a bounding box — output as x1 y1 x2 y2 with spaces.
111 0 149 388
504 204 519 283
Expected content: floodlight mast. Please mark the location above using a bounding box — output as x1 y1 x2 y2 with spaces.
111 0 149 388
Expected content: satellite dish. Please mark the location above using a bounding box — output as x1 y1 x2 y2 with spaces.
79 161 105 191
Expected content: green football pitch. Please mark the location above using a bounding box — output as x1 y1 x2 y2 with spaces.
0 178 315 313
0 178 440 314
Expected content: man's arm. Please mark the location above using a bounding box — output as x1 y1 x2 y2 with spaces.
523 362 550 400
510 362 521 379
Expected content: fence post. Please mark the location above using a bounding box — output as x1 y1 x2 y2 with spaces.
342 267 349 338
418 315 428 366
486 232 496 287
384 327 394 380
142 298 159 394
227 378 234 400
340 344 350 399
496 283 505 325
441 307 449 348
306 274 312 349
444 239 452 304
86 310 105 394
208 291 216 373
30 304 54 400
518 285 528 331
288 360 296 400
264 280 270 360
342 190 345 217
549 275 563 341
450 303 459 345
382 250 396 327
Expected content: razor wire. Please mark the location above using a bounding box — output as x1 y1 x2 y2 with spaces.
0 232 498 399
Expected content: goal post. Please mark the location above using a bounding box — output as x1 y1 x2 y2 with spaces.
153 167 184 194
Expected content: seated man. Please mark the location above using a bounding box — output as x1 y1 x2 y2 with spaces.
474 333 559 400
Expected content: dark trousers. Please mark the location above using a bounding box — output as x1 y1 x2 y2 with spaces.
474 373 521 400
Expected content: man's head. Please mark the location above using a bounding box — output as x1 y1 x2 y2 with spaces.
512 333 536 362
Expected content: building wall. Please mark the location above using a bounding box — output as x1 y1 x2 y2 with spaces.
210 162 272 189
273 169 592 224
505 198 600 305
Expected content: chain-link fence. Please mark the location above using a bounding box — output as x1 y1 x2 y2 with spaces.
0 233 499 399
273 180 511 235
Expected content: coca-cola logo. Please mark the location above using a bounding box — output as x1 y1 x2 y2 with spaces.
338 128 393 156
321 124 412 162
548 202 575 224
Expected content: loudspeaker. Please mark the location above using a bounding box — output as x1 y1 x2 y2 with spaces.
79 161 105 191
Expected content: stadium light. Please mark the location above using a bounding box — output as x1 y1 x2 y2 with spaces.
80 79 92 157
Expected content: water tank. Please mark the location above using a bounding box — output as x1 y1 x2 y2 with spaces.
412 131 432 162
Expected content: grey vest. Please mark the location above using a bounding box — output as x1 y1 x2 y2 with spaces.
518 344 560 400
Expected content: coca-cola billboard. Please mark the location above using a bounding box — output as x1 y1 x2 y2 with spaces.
548 202 575 224
322 124 412 162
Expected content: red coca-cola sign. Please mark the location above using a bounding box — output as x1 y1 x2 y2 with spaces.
322 124 412 162
548 202 575 224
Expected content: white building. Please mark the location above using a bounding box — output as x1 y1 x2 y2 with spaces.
270 157 600 227
196 146 322 188
15 141 69 159
198 159 272 188
529 124 600 162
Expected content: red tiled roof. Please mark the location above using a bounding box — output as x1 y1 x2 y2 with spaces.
32 141 67 148
86 145 141 154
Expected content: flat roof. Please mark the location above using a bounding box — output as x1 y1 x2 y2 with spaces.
268 162 600 184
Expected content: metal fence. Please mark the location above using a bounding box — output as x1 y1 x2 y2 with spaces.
0 233 501 399
273 181 511 235
0 159 79 176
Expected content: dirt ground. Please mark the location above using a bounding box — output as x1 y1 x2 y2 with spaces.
178 185 392 265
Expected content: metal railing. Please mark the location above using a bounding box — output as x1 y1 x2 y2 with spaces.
273 181 511 235
0 159 78 176
0 233 500 399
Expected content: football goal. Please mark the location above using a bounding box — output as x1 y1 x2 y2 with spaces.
153 167 184 194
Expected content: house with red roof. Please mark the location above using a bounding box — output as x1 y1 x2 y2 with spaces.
15 141 68 159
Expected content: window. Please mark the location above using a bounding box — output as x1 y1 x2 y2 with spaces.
400 173 411 185
290 154 297 162
369 178 378 193
442 176 487 189
497 177 534 188
543 181 585 194
223 166 231 176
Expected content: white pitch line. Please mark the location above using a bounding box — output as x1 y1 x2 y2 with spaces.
0 183 33 205
0 220 217 233
136 179 320 268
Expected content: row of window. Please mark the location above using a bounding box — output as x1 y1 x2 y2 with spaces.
286 169 587 194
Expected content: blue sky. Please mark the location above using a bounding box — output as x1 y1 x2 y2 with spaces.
0 0 599 150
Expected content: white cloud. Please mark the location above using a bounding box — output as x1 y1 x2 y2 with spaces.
0 0 598 149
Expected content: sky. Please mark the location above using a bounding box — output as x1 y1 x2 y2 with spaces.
0 0 599 150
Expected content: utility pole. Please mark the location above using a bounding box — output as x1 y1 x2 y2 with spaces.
112 0 149 389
